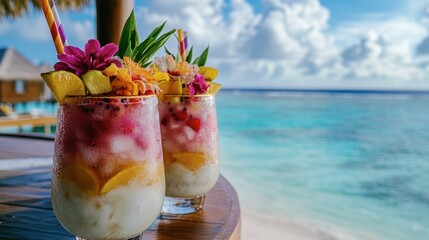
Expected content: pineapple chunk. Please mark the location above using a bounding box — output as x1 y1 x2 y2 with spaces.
41 70 85 104
81 70 112 95
207 82 222 94
168 80 183 95
199 66 218 81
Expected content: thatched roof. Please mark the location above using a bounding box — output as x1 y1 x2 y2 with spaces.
0 48 44 81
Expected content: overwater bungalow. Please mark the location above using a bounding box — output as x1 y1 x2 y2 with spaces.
0 48 50 104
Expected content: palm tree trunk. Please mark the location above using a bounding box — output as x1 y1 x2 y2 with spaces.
96 0 134 45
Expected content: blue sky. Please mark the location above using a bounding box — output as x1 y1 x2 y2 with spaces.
1 0 429 89
321 0 410 25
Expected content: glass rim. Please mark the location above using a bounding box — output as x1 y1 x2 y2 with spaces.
64 94 157 100
162 93 215 98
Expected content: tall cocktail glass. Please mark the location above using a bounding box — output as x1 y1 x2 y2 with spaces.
51 95 165 240
159 94 220 214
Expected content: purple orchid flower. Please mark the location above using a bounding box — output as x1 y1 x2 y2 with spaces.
188 74 209 96
54 39 121 76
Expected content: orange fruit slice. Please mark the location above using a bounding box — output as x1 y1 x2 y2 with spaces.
59 165 99 194
163 150 175 167
100 165 146 194
172 152 206 171
41 70 86 104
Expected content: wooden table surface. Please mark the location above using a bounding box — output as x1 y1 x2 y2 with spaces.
0 134 241 240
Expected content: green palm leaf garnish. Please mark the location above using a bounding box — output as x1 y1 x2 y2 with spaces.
193 46 209 66
117 11 175 67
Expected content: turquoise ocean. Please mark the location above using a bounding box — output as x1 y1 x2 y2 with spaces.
4 89 429 240
217 90 429 240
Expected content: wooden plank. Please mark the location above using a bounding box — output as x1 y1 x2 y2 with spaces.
0 136 54 159
144 218 223 240
0 204 73 240
0 116 56 127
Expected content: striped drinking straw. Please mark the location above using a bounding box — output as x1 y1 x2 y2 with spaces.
41 0 64 54
178 29 186 62
50 0 68 46
183 31 188 53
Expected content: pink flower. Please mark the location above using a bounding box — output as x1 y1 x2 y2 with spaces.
188 74 209 95
54 39 121 76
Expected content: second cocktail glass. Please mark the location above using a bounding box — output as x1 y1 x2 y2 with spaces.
159 94 220 214
51 95 165 239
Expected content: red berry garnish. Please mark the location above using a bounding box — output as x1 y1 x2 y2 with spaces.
161 117 169 126
187 118 201 132
145 90 154 95
174 111 188 121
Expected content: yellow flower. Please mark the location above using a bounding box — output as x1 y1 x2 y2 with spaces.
123 57 154 82
110 67 138 96
103 57 168 95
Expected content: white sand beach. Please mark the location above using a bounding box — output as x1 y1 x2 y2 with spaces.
241 210 334 240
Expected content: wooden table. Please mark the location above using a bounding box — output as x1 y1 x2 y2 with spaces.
0 134 241 240
0 116 56 134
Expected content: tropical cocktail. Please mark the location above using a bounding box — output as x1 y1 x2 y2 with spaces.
155 40 222 214
41 11 175 239
52 95 164 239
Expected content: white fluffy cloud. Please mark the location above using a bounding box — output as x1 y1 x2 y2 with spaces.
136 0 341 87
0 15 50 41
136 0 429 88
340 31 423 81
0 9 94 47
136 0 259 59
63 19 95 43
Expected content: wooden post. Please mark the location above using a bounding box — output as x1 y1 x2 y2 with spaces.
96 0 134 45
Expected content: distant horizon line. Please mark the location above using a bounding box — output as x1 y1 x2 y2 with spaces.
220 88 429 94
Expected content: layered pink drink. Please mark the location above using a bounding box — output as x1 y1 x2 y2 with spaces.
159 95 220 198
51 96 165 239
154 45 222 214
41 12 176 238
